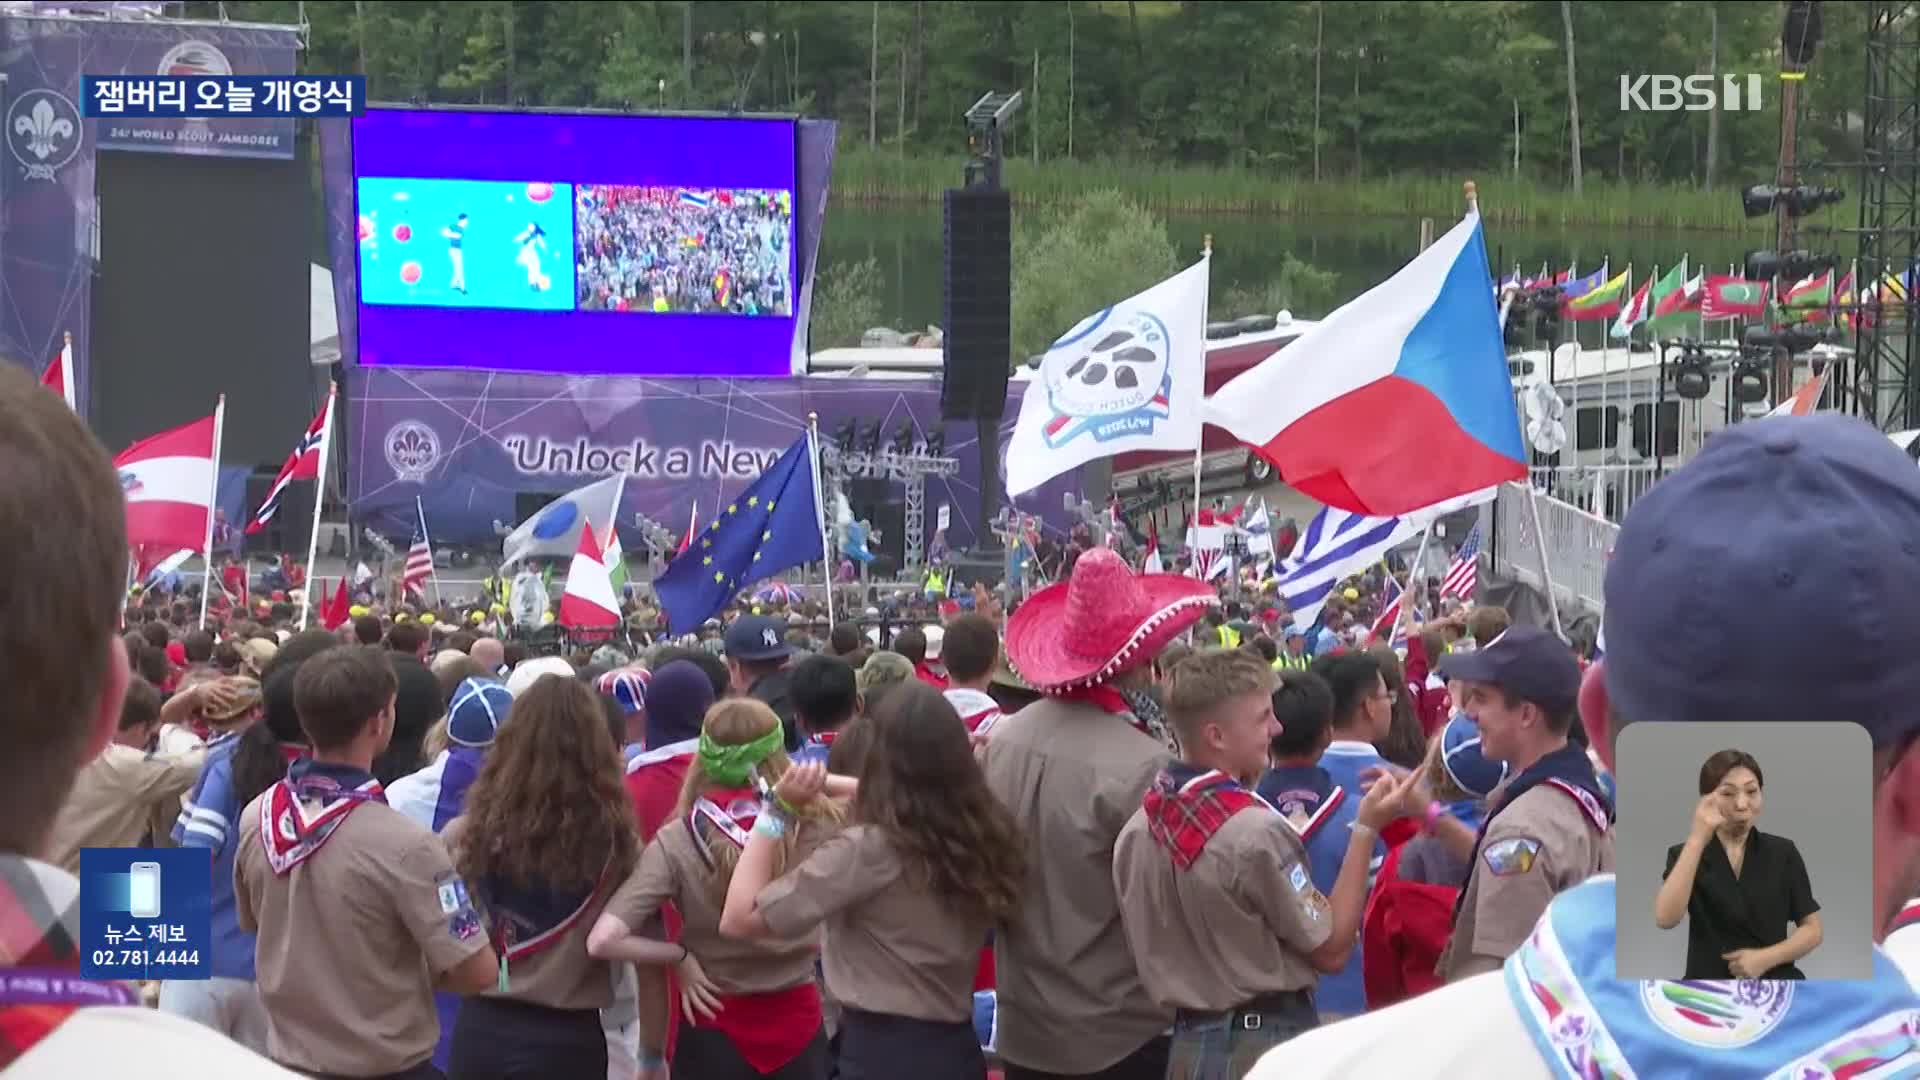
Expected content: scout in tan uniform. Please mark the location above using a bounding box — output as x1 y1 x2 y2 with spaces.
981 548 1219 1080
441 676 640 1079
234 646 497 1080
1430 626 1613 981
589 698 840 1080
1113 649 1407 1078
721 682 1025 1080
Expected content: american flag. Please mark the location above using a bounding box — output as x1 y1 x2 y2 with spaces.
1439 524 1481 600
402 502 435 598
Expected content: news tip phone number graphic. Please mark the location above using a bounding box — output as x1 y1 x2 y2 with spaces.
90 948 202 969
79 848 213 980
81 75 365 118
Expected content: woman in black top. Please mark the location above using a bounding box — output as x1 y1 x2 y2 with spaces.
1653 750 1823 980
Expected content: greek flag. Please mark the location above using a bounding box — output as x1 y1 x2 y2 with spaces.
679 190 711 209
1277 507 1424 629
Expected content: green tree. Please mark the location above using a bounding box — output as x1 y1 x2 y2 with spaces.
1009 189 1178 363
809 256 886 350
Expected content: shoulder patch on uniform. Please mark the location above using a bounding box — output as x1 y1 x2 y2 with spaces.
1483 836 1542 876
1288 862 1310 893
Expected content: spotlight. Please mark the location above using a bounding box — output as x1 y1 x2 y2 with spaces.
833 420 857 454
860 421 884 457
1742 324 1825 355
1741 184 1845 218
1744 250 1835 282
890 421 915 456
1671 345 1712 401
1730 355 1771 404
924 430 945 457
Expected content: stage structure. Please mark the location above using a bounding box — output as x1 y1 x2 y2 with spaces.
1855 0 1920 431
821 442 960 571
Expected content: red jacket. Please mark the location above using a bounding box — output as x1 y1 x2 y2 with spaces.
1362 825 1460 1010
1402 636 1452 739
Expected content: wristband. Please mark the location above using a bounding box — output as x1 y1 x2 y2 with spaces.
1349 820 1377 840
753 811 789 839
1423 801 1447 833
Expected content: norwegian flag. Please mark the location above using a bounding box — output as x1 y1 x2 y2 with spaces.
1369 575 1410 644
247 389 334 535
1438 524 1482 600
403 501 435 599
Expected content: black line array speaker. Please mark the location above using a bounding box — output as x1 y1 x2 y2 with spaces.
941 188 1013 421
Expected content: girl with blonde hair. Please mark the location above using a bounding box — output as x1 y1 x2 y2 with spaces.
588 698 844 1080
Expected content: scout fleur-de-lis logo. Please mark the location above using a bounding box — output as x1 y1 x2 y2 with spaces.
7 90 81 181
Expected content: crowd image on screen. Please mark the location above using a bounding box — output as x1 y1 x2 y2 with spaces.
574 185 792 317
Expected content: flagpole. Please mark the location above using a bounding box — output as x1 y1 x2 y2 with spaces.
297 384 338 631
61 330 76 412
1190 234 1213 540
199 395 226 629
418 495 441 607
1387 524 1435 646
805 412 835 629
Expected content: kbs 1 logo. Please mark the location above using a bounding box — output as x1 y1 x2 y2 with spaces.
1619 74 1765 113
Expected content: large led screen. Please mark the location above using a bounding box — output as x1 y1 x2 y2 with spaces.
351 108 799 377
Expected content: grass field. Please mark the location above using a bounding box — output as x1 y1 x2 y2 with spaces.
830 147 1748 231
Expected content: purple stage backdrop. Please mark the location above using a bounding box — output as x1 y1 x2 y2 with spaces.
351 108 801 378
343 367 1076 556
0 13 301 415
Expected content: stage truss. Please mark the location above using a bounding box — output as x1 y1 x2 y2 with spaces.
1855 1 1920 430
820 446 960 571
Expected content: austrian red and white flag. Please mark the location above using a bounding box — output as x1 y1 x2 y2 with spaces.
558 524 621 630
115 414 218 556
248 388 334 535
41 336 74 412
1143 520 1164 574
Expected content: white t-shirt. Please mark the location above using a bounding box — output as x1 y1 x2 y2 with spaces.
10 1006 299 1078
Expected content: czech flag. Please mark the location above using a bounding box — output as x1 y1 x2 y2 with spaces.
1203 214 1526 516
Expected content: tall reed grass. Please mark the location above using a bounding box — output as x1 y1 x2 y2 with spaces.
831 147 1746 231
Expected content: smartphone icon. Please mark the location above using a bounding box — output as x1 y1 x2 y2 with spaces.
128 862 162 919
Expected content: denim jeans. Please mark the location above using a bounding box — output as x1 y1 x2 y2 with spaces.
1165 996 1318 1080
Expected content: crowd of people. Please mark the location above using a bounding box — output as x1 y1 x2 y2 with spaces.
574 185 791 317
8 355 1920 1080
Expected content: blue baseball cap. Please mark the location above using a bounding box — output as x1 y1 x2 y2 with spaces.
724 614 792 662
1438 625 1581 718
1604 413 1920 745
447 677 515 747
1440 713 1507 798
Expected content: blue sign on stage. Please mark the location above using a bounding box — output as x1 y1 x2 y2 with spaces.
78 847 212 980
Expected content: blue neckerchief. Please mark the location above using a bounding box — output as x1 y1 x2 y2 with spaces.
477 870 603 962
1455 744 1613 924
1255 764 1340 836
1507 876 1920 1079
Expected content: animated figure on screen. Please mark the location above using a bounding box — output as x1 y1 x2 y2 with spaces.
441 212 469 294
515 222 550 293
1652 749 1823 980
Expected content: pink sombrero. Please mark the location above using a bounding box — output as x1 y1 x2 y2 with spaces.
1005 547 1219 692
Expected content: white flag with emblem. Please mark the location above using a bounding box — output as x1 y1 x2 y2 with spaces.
1005 258 1211 497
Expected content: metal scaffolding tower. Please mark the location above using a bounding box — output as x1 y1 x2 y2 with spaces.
820 446 960 570
1854 1 1920 430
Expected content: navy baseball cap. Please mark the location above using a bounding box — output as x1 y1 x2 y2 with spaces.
724 614 792 662
1438 625 1581 719
1605 413 1920 745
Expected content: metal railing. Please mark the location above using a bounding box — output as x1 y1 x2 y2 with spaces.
1488 477 1630 616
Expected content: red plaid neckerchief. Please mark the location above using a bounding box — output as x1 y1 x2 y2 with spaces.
1142 766 1262 870
0 858 138 1069
261 763 387 875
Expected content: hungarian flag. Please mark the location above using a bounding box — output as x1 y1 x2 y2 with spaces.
1700 276 1770 321
115 413 219 557
1566 268 1630 321
1610 275 1653 339
558 525 621 630
41 334 74 412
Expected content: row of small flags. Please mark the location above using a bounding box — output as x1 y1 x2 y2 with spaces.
1500 257 1908 338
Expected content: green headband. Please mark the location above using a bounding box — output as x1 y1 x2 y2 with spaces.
697 725 785 786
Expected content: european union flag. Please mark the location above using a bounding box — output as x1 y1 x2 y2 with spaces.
654 432 824 634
